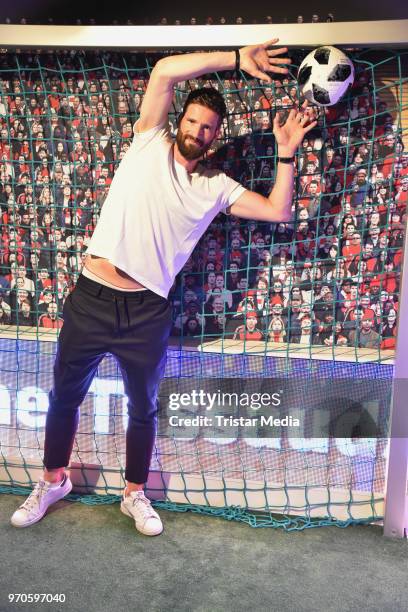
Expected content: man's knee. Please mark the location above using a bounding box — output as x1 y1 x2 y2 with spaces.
48 389 84 415
126 399 158 426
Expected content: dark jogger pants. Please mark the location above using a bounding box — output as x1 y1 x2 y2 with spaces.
43 274 172 484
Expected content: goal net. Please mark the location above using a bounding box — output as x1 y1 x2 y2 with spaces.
0 23 407 529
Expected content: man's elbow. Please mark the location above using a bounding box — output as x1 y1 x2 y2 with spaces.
266 198 292 223
157 56 167 68
276 211 292 223
268 204 292 223
154 57 173 81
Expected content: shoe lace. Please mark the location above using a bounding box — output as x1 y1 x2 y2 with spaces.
132 494 157 519
20 480 49 512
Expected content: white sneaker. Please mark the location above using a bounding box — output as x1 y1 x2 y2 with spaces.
10 474 73 528
120 491 163 536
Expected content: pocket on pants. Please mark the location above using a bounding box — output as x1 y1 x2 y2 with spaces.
67 288 93 317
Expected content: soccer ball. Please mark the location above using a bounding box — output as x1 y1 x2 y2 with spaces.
297 46 354 106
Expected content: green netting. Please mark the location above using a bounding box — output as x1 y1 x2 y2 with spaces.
0 46 407 529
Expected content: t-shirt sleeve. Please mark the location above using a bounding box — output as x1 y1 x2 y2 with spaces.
216 173 246 214
131 120 171 151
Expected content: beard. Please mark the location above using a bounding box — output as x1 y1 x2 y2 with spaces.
176 128 212 161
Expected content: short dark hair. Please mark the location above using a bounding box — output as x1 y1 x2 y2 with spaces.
181 87 226 124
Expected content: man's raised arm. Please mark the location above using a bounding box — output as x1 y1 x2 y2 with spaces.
228 103 318 223
135 39 291 133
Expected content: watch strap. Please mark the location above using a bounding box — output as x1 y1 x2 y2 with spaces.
235 49 240 75
277 156 295 164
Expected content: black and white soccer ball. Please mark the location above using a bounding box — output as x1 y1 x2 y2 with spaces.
297 46 354 106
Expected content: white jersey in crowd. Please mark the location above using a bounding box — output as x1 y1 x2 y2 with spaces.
87 121 246 298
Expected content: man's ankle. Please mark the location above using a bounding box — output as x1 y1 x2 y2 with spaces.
44 470 65 484
124 484 144 497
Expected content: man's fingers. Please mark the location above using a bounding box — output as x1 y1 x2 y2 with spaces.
301 107 316 124
268 55 291 64
267 47 289 58
254 70 272 82
262 38 279 49
304 121 318 133
269 64 290 74
294 106 314 123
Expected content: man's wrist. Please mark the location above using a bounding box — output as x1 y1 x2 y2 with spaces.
277 147 296 157
277 156 295 165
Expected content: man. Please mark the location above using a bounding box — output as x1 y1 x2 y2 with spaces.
348 310 380 349
9 264 35 296
182 273 204 303
11 39 316 536
226 261 241 292
313 289 336 325
231 276 250 310
379 132 398 180
172 299 203 336
203 293 230 337
286 296 302 342
299 179 324 219
38 302 63 329
350 168 372 209
259 86 273 109
233 310 263 340
205 273 233 309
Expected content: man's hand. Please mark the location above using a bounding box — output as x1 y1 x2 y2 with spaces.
239 38 291 82
230 102 317 222
137 41 289 132
273 101 318 157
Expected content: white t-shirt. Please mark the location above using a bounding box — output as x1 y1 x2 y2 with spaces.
87 122 246 298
